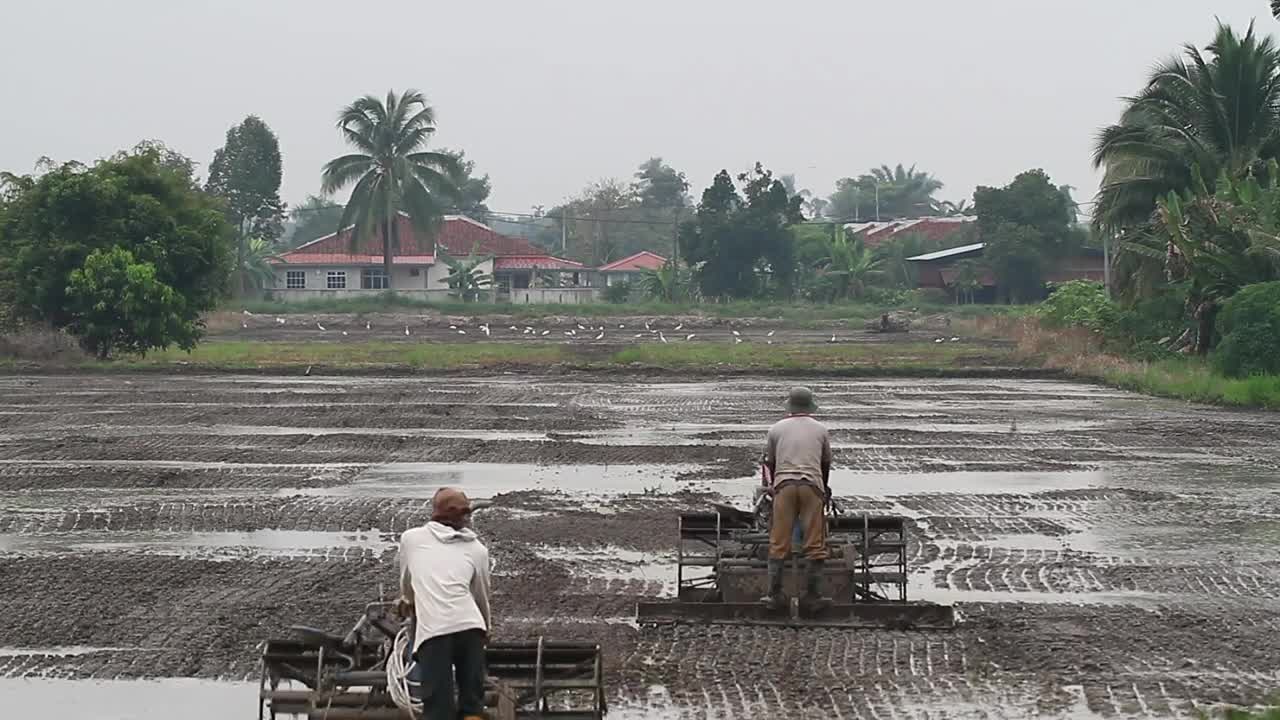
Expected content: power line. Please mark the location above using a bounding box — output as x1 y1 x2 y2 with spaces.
290 203 975 228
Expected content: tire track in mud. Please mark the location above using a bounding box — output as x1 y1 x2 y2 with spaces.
0 463 363 491
2 374 1280 716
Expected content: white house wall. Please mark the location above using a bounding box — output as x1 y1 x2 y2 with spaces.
426 258 495 290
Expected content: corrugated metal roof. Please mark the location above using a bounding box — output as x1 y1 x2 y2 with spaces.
905 242 986 262
844 216 977 248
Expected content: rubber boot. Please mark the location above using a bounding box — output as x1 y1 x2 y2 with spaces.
759 558 787 611
799 558 833 615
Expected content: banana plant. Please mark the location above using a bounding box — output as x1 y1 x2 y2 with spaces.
441 246 494 302
639 259 692 302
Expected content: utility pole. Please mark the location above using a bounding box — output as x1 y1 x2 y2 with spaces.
561 210 569 253
1103 231 1112 295
672 207 681 262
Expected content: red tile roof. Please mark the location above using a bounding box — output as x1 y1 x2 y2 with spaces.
280 254 435 266
278 214 547 265
495 256 585 270
597 251 668 273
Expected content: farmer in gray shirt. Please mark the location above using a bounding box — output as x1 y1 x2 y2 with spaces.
760 386 833 613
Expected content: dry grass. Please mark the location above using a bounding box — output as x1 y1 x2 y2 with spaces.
973 316 1280 409
0 326 89 365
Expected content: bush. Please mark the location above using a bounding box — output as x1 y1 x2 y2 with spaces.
913 287 951 306
864 287 913 307
0 326 87 363
1036 280 1116 331
65 247 196 359
1108 292 1187 344
602 281 632 304
1213 281 1280 377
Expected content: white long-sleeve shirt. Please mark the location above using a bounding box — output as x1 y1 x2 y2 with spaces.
398 522 492 649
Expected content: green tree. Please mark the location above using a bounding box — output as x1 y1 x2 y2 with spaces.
288 194 345 248
791 223 834 270
321 89 462 288
633 157 689 208
65 247 193 359
1093 22 1280 235
974 169 1080 302
206 116 285 294
875 231 942 288
0 147 231 347
565 178 635 265
679 164 803 299
441 250 493 302
828 164 944 221
951 259 983 304
438 148 492 223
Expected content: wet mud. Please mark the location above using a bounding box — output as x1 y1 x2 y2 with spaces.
0 374 1278 717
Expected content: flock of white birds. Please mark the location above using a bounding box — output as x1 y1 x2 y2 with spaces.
239 310 961 344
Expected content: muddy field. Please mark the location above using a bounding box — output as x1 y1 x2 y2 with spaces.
0 373 1278 717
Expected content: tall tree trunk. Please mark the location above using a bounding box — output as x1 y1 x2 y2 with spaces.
384 185 396 290
381 219 394 291
1194 301 1218 356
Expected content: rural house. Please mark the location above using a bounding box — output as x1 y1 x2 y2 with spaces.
595 250 669 287
272 214 593 304
907 242 1105 303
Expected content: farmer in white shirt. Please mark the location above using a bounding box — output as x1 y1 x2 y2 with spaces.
398 487 492 720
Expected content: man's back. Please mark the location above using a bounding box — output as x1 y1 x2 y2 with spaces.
766 415 831 487
399 522 491 643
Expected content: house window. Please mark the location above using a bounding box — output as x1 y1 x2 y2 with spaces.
286 270 306 289
326 271 347 289
361 267 389 289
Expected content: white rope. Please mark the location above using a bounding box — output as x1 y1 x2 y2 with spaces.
386 626 422 718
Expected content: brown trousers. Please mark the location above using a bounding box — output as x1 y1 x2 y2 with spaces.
768 483 828 561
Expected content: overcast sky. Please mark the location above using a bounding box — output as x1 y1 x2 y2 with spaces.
2 1 1273 217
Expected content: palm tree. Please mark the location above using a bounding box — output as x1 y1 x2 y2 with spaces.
934 199 972 216
321 89 461 288
828 164 944 221
241 237 281 291
1092 22 1280 234
819 232 885 301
